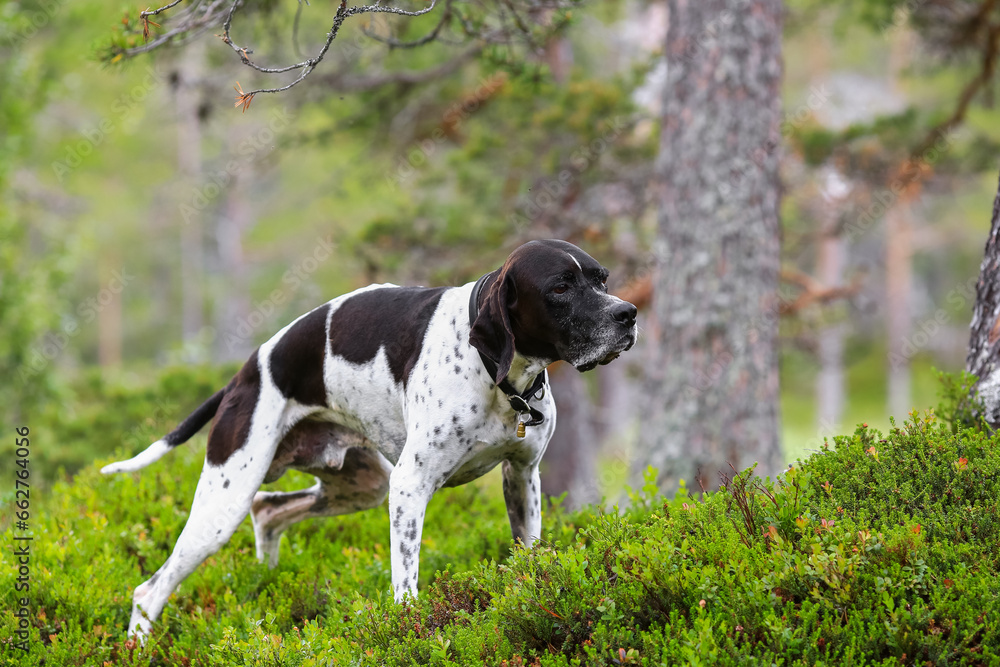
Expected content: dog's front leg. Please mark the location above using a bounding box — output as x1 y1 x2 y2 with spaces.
501 459 542 547
387 459 434 601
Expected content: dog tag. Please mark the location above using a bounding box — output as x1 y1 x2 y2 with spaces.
517 420 526 438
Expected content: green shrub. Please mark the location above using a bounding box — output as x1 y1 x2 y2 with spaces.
2 373 998 665
0 363 239 490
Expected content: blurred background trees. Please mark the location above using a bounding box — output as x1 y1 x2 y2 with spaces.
3 0 1000 505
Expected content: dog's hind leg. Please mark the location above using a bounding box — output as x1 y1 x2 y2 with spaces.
128 465 263 638
251 446 393 567
126 369 286 640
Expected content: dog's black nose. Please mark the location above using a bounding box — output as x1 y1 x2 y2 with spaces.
612 301 637 326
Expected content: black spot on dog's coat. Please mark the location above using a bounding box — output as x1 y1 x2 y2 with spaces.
328 287 448 387
206 350 261 466
270 304 331 406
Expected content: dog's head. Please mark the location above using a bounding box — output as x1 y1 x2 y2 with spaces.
470 239 638 383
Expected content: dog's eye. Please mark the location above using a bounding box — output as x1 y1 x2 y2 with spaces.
553 285 569 295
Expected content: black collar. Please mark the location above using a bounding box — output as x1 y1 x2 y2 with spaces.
469 272 547 432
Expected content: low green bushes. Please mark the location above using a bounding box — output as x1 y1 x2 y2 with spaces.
1 363 239 487
339 412 999 666
2 377 998 665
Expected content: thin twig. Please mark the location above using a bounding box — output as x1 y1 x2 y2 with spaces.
111 0 578 105
121 0 228 56
910 19 1000 159
361 0 452 48
232 0 352 98
220 0 437 75
231 0 451 100
499 0 531 35
319 40 487 92
221 0 240 38
291 0 309 59
140 0 185 19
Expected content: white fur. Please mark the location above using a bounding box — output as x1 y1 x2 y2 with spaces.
565 251 582 271
100 439 172 474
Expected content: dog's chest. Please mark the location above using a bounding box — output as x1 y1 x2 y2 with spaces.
420 383 555 489
311 284 553 482
440 435 532 487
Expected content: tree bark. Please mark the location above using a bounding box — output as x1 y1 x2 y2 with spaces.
816 216 846 431
540 362 599 509
966 168 1000 426
176 42 205 345
596 359 633 445
636 0 784 493
214 122 254 362
885 197 913 418
885 20 916 419
214 180 253 362
97 256 123 367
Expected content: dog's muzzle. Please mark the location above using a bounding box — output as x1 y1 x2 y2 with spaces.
600 301 637 364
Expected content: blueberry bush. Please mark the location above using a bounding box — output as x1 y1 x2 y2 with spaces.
1 372 998 665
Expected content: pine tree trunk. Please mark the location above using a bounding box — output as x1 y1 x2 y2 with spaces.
214 185 253 361
886 198 913 418
966 169 1000 426
540 363 599 509
215 129 254 362
596 360 633 445
816 223 846 431
97 256 123 367
176 42 204 345
636 0 784 493
885 24 916 420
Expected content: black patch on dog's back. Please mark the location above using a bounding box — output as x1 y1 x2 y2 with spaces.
207 349 261 466
329 287 448 387
270 304 331 406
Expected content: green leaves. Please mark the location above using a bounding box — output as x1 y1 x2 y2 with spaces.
4 375 1000 663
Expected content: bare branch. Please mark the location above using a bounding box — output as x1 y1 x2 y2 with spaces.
221 0 241 41
106 0 580 107
910 21 1000 159
123 0 229 56
292 1 309 59
319 40 486 92
218 0 438 78
344 2 441 19
499 0 531 35
141 0 185 19
226 0 352 99
361 0 453 49
778 268 863 316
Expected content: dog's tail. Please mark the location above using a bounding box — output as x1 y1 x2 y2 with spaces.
101 388 227 474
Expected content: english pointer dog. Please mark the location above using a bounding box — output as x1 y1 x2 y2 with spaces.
102 239 637 639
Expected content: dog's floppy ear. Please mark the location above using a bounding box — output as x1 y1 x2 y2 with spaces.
470 271 516 385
